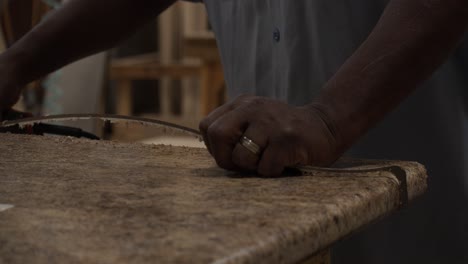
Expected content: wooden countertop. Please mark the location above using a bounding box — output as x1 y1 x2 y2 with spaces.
0 133 427 263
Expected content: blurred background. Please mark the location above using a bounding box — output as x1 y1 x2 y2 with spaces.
0 0 223 146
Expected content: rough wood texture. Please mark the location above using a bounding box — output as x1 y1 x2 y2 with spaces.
0 134 427 264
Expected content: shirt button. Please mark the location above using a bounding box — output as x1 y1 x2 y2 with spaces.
273 28 281 42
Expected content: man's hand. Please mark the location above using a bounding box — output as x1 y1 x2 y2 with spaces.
0 0 175 110
0 63 22 118
199 94 342 177
0 84 21 114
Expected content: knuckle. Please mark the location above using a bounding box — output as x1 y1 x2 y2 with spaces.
246 97 265 108
234 94 261 106
219 101 237 112
279 126 300 142
236 98 267 117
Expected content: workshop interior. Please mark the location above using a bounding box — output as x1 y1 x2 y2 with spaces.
1 1 467 264
1 0 221 145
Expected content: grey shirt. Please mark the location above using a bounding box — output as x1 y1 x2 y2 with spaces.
204 0 386 105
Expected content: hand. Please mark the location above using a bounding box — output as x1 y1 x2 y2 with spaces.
0 63 23 118
1 109 33 121
199 94 343 177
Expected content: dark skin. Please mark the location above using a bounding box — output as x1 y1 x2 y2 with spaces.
0 0 175 109
1 0 468 176
200 0 468 175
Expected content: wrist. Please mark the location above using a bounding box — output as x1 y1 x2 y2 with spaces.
302 102 347 156
308 85 378 155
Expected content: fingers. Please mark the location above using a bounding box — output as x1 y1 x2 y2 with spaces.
258 139 309 177
199 94 324 176
231 124 268 171
207 111 305 176
199 104 233 154
199 94 251 153
257 144 287 177
205 109 249 170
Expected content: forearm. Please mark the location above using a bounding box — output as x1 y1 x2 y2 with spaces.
311 0 468 152
2 0 175 86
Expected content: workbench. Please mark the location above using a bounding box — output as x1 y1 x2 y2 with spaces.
0 133 427 263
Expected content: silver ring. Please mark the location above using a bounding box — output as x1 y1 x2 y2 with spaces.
239 136 261 155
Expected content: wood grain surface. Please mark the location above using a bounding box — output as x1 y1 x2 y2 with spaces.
0 134 427 264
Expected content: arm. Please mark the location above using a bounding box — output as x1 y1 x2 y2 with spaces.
200 0 468 176
0 0 175 109
312 0 468 154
